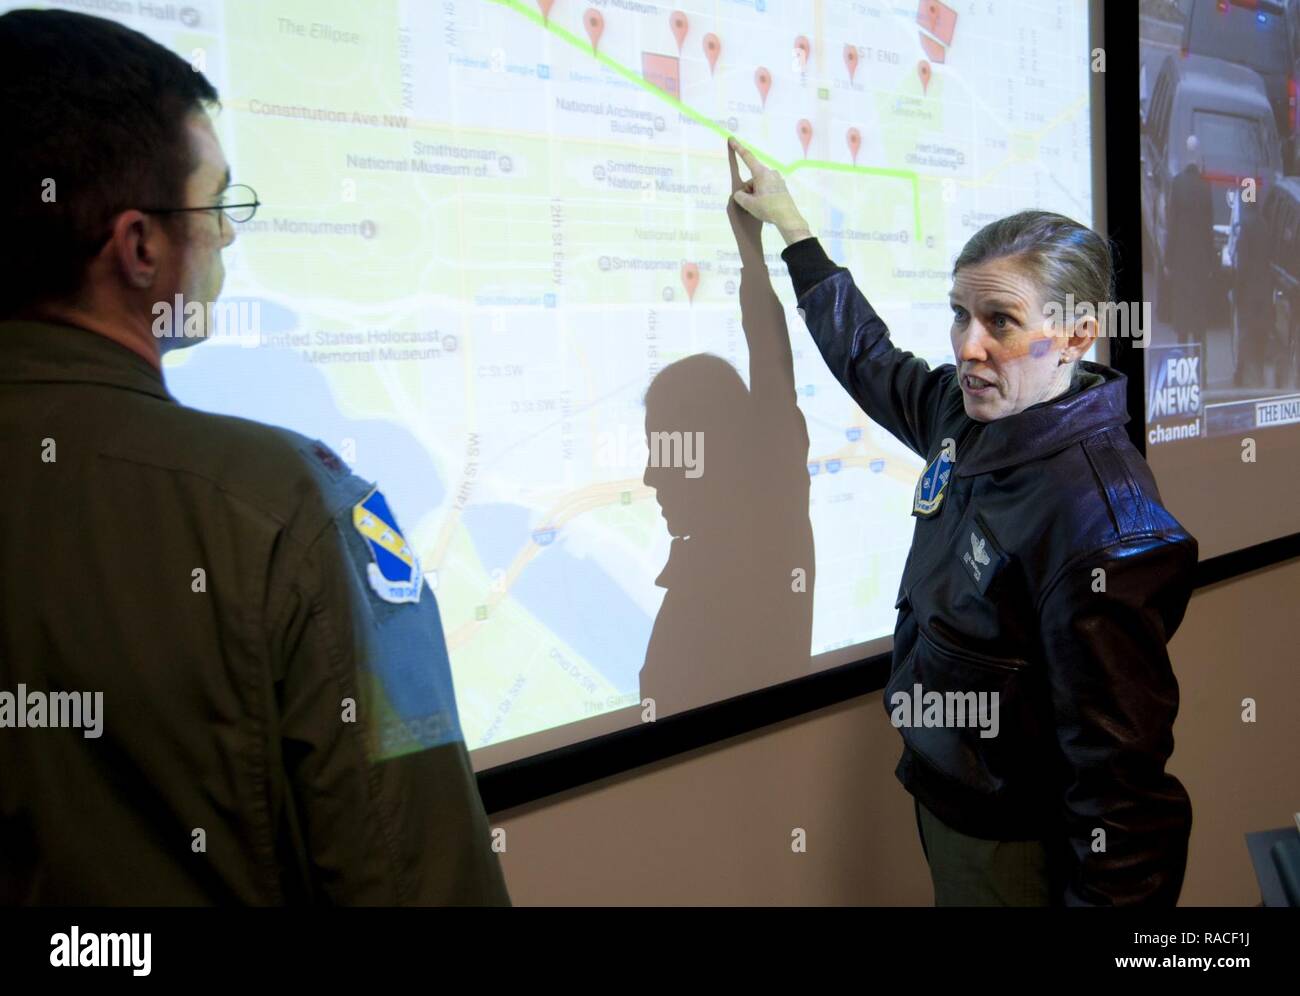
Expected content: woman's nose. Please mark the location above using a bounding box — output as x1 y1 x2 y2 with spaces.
954 325 990 361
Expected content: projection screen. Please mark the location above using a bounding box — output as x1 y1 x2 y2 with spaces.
11 0 1102 768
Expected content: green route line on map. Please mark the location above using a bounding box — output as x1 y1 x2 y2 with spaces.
490 0 923 238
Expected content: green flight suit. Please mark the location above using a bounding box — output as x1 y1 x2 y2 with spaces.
0 319 509 905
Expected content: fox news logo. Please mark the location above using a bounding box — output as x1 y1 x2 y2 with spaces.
1148 350 1201 418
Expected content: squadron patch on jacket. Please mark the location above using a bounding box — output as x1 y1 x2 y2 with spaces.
912 448 953 518
352 487 423 604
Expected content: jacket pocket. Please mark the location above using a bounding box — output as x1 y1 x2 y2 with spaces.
885 626 1042 798
959 509 1013 597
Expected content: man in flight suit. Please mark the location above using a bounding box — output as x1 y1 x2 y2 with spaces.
0 9 509 904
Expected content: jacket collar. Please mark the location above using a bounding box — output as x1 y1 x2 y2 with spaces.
955 360 1129 477
0 319 174 403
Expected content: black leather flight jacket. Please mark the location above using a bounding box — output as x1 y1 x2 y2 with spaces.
783 238 1197 906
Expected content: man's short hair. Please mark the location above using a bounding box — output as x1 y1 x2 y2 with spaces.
0 9 220 317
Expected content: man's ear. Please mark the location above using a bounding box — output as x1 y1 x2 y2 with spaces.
106 209 160 290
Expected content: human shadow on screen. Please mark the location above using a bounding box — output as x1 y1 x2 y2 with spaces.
637 146 815 718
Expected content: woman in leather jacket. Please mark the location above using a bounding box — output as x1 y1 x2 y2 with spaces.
728 139 1198 907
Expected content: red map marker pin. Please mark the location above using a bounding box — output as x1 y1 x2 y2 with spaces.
918 59 932 94
754 66 771 108
681 263 700 304
920 0 939 32
846 127 861 165
670 11 688 53
585 8 604 53
537 0 555 24
703 33 721 75
794 35 810 70
844 44 859 83
797 119 813 158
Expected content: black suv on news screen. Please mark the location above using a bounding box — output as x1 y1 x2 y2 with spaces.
1180 0 1298 169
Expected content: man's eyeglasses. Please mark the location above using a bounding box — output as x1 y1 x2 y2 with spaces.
144 183 261 224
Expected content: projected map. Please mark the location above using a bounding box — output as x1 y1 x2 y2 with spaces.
15 0 1094 757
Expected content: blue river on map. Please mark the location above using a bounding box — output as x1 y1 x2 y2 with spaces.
461 502 652 692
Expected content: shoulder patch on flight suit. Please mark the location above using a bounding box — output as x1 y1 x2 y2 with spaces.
352 487 423 604
912 448 953 518
960 513 1009 595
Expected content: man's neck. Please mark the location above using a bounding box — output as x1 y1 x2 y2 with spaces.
18 304 163 372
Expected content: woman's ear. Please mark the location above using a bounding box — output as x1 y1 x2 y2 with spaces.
1068 310 1099 361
